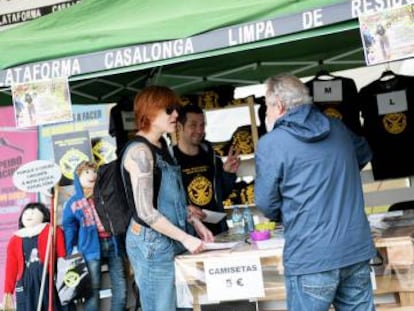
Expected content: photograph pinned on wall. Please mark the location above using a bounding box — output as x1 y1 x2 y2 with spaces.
359 4 414 66
11 77 73 128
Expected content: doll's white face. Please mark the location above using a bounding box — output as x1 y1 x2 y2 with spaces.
21 208 44 228
79 168 97 189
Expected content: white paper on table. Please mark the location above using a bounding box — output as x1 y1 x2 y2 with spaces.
204 241 240 250
202 209 227 224
254 237 285 250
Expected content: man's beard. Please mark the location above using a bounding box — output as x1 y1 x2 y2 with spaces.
191 134 204 145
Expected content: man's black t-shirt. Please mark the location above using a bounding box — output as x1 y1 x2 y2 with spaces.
173 146 222 235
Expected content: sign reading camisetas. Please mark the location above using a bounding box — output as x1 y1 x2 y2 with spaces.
204 256 264 302
0 0 412 87
0 0 81 29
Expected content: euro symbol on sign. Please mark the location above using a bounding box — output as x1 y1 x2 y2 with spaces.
237 278 244 287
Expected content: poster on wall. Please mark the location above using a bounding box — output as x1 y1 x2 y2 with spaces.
0 107 38 303
11 77 73 128
39 104 116 221
39 104 116 165
52 130 92 186
359 4 414 66
92 135 117 166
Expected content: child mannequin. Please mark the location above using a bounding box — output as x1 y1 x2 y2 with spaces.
2 202 66 311
62 161 126 311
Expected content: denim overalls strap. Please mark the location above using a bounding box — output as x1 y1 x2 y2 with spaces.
155 151 188 230
132 149 191 257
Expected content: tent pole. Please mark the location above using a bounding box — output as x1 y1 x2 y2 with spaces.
37 223 52 311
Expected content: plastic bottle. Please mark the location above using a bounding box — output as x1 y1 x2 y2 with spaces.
243 206 255 233
231 207 244 234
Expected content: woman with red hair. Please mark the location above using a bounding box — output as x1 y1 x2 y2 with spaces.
123 86 214 311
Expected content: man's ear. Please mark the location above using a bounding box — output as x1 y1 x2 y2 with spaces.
277 101 286 115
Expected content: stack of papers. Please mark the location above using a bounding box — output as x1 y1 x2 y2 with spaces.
254 237 285 250
202 209 227 224
204 241 240 250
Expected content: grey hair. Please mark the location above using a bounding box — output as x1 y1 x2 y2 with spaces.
265 73 312 109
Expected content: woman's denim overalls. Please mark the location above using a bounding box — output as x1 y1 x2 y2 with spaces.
126 148 190 311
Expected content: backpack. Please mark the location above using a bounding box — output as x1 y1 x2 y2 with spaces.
93 136 155 235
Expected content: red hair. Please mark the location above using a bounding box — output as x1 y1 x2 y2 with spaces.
134 86 178 132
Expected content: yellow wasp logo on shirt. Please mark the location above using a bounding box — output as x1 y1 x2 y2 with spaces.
323 107 343 120
188 175 212 206
383 112 407 134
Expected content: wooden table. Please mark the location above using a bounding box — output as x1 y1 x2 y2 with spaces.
374 224 414 307
175 224 414 310
175 240 285 310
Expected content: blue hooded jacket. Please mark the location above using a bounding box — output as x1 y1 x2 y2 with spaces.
255 104 376 276
62 168 101 261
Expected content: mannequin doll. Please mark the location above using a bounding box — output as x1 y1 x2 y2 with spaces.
62 161 126 311
2 202 66 311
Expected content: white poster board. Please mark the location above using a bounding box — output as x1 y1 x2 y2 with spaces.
204 256 264 302
13 160 61 193
11 77 73 128
359 4 414 65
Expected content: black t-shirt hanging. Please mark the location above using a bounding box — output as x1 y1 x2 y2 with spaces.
359 74 414 180
306 76 362 135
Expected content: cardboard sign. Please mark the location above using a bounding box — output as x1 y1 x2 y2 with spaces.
376 90 408 115
121 110 136 131
313 80 343 102
204 256 264 302
13 160 61 193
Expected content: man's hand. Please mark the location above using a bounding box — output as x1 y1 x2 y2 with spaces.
223 145 240 173
188 205 206 220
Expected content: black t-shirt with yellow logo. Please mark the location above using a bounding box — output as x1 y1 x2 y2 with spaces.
173 146 222 235
306 76 362 136
359 75 414 180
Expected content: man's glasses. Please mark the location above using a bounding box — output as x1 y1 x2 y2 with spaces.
166 104 180 115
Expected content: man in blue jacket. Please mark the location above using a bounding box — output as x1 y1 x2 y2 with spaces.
255 73 376 311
